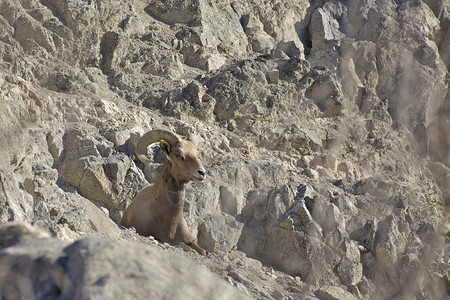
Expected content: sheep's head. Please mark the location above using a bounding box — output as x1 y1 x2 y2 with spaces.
136 129 206 183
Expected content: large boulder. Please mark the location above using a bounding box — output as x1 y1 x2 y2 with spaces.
0 222 249 299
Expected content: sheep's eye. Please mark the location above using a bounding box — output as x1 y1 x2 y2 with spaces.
175 153 185 160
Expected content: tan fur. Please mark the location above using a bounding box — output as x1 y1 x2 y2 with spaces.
120 139 207 255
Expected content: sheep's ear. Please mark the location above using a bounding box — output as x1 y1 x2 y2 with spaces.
160 140 172 160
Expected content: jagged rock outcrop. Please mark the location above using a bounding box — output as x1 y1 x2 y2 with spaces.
0 0 448 299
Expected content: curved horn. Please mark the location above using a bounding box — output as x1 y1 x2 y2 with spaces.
136 129 181 164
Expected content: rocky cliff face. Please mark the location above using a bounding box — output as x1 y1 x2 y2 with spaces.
0 0 449 299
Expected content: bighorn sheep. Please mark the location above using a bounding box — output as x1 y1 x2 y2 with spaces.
120 129 208 255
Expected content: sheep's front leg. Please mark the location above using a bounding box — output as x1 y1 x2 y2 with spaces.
187 240 208 256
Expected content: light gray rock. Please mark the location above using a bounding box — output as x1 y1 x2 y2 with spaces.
317 285 356 300
348 0 448 158
241 13 275 53
266 69 279 84
56 128 147 220
70 193 121 238
46 130 64 163
0 223 250 299
308 2 347 70
336 240 363 286
197 213 243 253
323 203 343 232
0 174 34 224
305 69 344 117
426 161 450 204
147 0 248 71
276 41 302 58
219 185 244 217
